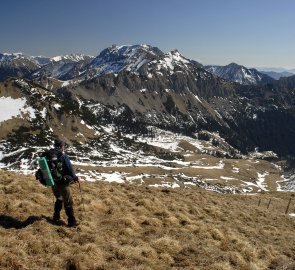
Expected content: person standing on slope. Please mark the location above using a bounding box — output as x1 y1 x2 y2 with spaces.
49 139 79 227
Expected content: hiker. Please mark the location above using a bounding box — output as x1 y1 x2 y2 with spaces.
49 139 79 227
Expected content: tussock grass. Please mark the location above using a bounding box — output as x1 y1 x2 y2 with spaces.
1 169 295 269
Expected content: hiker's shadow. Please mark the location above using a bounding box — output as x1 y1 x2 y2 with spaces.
0 215 49 229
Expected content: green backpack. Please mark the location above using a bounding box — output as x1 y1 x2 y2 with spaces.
35 149 64 186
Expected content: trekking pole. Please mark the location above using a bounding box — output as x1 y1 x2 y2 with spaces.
285 198 292 215
52 193 55 209
77 180 86 212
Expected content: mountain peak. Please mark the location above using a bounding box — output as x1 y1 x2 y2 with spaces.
51 53 93 63
227 62 240 67
0 52 26 61
168 49 185 59
205 62 274 85
88 44 164 76
157 49 191 71
98 44 163 58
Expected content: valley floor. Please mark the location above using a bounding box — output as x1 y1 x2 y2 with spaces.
74 152 285 194
1 170 295 269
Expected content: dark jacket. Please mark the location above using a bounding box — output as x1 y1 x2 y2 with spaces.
45 148 78 182
59 151 78 181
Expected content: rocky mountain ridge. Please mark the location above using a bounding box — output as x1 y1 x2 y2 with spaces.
1 46 275 87
1 45 295 184
205 63 274 85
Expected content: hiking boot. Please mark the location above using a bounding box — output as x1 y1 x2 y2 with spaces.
68 218 79 227
52 212 66 226
52 218 65 226
52 199 63 225
65 207 79 227
53 213 60 222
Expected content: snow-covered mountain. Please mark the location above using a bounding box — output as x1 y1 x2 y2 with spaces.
0 52 34 62
0 52 51 67
2 45 295 174
50 54 92 63
87 44 163 75
0 52 94 82
0 45 205 88
0 53 43 81
32 53 94 81
2 46 295 192
205 63 274 85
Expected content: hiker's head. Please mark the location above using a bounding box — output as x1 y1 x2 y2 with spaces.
54 139 65 150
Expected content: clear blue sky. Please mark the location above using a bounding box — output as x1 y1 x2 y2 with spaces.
1 0 294 69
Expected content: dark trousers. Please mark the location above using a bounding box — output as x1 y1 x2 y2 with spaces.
52 184 73 209
51 182 77 226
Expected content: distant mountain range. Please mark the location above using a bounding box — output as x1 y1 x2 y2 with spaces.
204 63 275 85
2 44 295 171
1 49 294 86
256 67 295 73
259 70 294 80
255 67 295 79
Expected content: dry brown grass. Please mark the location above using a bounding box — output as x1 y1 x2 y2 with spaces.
1 169 295 269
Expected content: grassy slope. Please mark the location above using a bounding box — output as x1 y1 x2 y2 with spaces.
0 170 295 270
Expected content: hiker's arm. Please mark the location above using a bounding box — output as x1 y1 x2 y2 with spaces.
62 155 78 181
